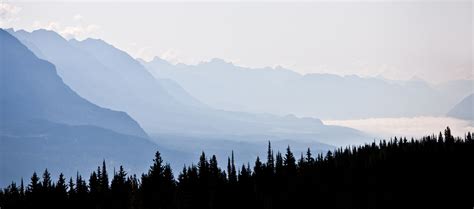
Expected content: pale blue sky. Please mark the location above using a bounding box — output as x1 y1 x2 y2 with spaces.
1 0 472 83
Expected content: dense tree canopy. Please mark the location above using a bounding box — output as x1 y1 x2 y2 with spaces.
1 128 473 209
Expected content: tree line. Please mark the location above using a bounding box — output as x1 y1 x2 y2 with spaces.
1 127 473 209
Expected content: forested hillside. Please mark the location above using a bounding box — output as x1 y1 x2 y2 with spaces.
1 127 473 209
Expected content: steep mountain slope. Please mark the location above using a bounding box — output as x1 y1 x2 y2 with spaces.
69 38 207 109
0 29 146 138
10 29 199 133
0 29 166 186
9 29 368 147
447 93 474 121
142 57 473 119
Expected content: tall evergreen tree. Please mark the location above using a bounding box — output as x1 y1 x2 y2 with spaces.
41 169 52 191
231 151 237 183
19 178 24 197
253 156 263 177
68 177 75 197
445 126 453 143
209 155 219 178
75 174 88 195
438 132 444 143
111 166 130 209
55 173 68 208
305 148 314 165
89 171 99 194
275 152 284 176
198 152 209 180
141 151 175 209
266 141 275 174
298 153 305 168
284 146 296 174
56 173 67 195
227 153 237 184
101 160 109 191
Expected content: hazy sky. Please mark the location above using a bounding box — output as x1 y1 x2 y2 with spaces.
1 0 472 83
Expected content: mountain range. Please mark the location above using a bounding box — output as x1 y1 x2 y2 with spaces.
6 28 470 188
8 29 367 147
3 28 375 186
141 57 473 120
0 29 180 186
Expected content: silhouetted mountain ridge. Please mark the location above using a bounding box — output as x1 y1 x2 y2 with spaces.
0 29 147 138
9 29 368 147
142 57 473 119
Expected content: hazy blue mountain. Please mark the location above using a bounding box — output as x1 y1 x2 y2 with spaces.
447 93 474 121
157 78 206 108
10 29 181 132
0 29 173 186
142 57 473 119
10 29 203 133
9 29 369 147
69 38 207 108
1 29 146 138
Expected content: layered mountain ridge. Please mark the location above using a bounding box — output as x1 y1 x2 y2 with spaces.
141 56 473 120
0 29 147 138
8 28 367 147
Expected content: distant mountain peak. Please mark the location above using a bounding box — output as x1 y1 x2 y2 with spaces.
202 58 233 67
31 28 66 41
150 56 172 65
81 37 108 45
69 37 114 49
210 58 228 63
273 65 285 70
3 28 15 33
1 29 148 138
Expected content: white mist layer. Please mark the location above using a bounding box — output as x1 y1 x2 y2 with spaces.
323 117 474 140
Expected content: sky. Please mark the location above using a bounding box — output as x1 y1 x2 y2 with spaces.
1 0 472 83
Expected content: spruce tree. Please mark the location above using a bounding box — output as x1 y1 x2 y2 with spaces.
55 173 68 208
89 171 99 194
275 152 284 176
68 177 75 197
231 151 237 183
41 169 52 191
101 160 109 191
253 156 263 177
209 155 219 178
305 148 314 165
56 173 67 195
198 152 209 180
19 178 24 197
445 126 453 143
111 166 129 209
284 146 296 174
266 141 274 174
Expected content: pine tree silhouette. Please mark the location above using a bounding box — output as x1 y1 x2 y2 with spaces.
1 127 472 209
